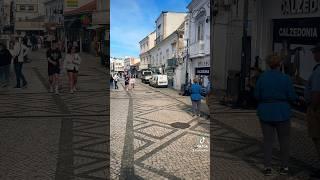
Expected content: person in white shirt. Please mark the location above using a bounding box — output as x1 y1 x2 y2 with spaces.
113 73 119 89
130 75 136 89
12 37 28 88
64 46 81 93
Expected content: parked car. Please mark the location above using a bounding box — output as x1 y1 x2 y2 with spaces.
149 74 168 88
141 69 153 83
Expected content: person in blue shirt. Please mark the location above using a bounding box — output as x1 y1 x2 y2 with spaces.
254 53 298 176
190 78 203 117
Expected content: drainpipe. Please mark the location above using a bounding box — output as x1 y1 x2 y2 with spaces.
210 0 214 90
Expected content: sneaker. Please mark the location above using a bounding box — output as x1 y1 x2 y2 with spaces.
279 167 289 175
22 82 27 88
263 168 272 176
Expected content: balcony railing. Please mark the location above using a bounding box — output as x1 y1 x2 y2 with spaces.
154 35 163 45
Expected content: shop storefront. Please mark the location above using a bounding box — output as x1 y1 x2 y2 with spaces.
253 0 320 95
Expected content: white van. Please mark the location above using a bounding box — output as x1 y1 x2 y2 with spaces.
149 74 168 88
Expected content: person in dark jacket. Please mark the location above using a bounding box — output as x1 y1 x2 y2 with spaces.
254 53 298 176
190 78 203 117
0 43 12 87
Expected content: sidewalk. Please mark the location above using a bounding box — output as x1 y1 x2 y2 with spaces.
0 49 108 179
139 83 211 118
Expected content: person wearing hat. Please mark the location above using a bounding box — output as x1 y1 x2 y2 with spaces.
254 53 298 176
304 43 320 178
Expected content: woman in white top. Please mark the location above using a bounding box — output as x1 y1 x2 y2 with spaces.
130 75 135 89
64 46 81 93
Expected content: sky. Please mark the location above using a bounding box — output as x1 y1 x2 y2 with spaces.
110 0 191 58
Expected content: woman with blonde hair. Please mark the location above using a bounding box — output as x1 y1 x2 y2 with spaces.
254 53 298 176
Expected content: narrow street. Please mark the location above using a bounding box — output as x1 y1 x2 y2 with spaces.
0 49 108 179
110 79 210 179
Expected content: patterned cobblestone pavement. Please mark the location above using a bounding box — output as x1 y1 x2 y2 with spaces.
0 49 108 180
209 96 320 179
111 80 210 179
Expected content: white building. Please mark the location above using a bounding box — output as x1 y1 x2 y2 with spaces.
111 58 125 74
14 0 46 35
187 0 211 85
141 11 187 90
139 31 156 70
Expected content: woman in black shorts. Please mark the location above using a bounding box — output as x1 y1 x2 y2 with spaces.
125 75 130 91
64 46 81 93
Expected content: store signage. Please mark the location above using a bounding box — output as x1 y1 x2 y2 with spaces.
281 0 320 15
195 67 210 75
273 18 320 44
66 0 78 8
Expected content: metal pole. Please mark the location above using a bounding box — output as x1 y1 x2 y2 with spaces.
238 0 248 105
210 0 214 89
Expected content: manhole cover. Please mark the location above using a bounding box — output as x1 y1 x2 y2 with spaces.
170 122 190 129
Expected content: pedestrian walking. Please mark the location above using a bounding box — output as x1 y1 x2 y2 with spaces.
130 75 135 89
113 73 119 89
47 41 62 94
12 37 28 89
64 46 81 94
190 78 203 117
125 75 130 91
303 43 320 179
0 43 12 87
254 53 298 176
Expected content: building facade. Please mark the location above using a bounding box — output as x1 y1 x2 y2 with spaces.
140 11 187 90
43 0 64 39
63 0 96 53
187 0 211 86
139 31 156 70
14 0 46 35
212 0 320 95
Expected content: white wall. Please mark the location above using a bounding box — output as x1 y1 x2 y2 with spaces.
165 13 187 38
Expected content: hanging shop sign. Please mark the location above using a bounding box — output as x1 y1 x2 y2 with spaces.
66 0 78 8
195 67 210 75
281 0 320 15
273 17 320 44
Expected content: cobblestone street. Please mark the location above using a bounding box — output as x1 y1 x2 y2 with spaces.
209 97 320 179
0 49 108 179
110 80 210 179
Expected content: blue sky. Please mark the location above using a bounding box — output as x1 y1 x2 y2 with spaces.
110 0 191 58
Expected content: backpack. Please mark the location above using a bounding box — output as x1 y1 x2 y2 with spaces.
200 87 207 97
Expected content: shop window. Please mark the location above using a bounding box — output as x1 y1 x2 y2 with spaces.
20 5 26 11
28 5 34 11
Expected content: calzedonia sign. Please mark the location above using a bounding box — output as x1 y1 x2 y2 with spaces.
195 67 210 75
273 17 320 44
281 0 320 15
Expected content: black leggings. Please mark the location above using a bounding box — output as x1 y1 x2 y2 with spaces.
260 120 291 168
